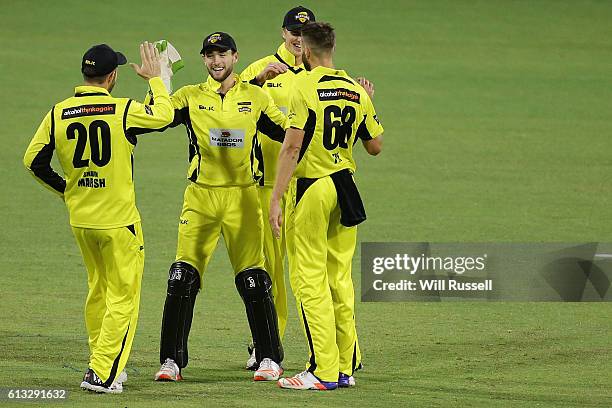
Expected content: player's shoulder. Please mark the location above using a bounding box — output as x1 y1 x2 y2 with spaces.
237 79 269 101
243 54 276 72
173 84 200 97
55 94 130 112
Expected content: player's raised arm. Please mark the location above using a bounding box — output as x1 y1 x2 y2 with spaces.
23 109 66 198
125 42 174 135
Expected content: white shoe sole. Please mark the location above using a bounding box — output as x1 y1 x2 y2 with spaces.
80 381 122 394
155 372 183 381
254 368 283 381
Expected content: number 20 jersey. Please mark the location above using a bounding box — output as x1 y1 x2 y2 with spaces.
288 65 384 179
23 78 173 228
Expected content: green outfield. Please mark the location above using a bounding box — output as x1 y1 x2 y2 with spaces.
1 0 611 406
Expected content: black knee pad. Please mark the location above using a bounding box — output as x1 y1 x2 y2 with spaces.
160 261 200 368
167 261 201 295
235 268 283 364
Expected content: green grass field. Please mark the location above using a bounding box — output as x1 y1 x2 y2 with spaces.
1 1 612 406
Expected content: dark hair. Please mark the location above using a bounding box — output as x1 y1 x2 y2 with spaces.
301 22 335 54
202 46 235 56
82 71 112 84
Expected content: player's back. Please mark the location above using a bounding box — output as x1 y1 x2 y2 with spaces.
291 66 378 180
52 89 139 228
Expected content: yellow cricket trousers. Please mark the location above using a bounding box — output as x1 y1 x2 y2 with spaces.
286 176 362 382
175 183 265 277
257 186 288 339
72 222 144 384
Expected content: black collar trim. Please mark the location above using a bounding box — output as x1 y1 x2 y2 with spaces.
274 53 303 74
75 92 108 97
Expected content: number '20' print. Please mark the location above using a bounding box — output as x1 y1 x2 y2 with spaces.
66 120 111 168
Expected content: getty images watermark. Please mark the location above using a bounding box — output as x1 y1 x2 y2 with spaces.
361 243 612 302
372 252 490 292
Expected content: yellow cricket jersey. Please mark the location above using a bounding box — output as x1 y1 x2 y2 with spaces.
24 77 173 229
288 66 384 179
241 44 306 186
169 73 288 187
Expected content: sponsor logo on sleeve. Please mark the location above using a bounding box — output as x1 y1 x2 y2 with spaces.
317 88 360 103
62 104 116 119
209 128 245 148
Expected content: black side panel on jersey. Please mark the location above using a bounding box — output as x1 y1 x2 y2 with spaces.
297 109 316 162
251 133 265 186
160 261 200 368
180 108 201 182
123 100 137 145
256 113 285 143
330 169 366 227
235 269 284 364
29 106 66 194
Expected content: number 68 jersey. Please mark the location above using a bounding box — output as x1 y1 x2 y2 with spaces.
288 66 384 179
23 77 173 229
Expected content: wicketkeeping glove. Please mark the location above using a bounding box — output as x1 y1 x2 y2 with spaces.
154 40 184 93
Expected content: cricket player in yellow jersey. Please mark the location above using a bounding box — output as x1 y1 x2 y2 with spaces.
240 6 315 368
23 42 173 394
270 22 384 390
152 32 287 383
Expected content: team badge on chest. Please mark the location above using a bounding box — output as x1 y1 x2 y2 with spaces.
237 101 252 114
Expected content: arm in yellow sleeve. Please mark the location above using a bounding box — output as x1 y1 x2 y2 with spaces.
125 77 174 136
23 108 66 198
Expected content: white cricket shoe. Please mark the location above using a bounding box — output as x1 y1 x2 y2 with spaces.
277 370 338 390
80 368 122 394
254 358 283 381
109 370 128 392
116 370 128 384
245 347 257 370
155 358 183 381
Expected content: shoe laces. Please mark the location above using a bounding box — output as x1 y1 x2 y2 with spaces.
161 358 177 372
258 358 275 370
295 370 310 379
